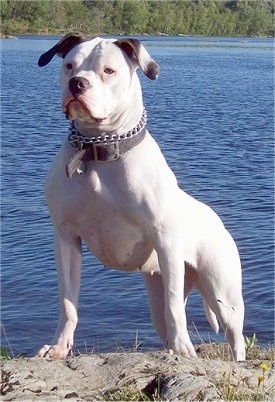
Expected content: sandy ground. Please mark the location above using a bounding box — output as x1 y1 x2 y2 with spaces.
1 345 274 401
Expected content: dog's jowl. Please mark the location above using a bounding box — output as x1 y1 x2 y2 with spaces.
37 34 245 361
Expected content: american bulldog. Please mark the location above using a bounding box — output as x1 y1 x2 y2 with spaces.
36 34 245 361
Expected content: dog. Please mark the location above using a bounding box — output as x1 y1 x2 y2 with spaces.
37 33 245 361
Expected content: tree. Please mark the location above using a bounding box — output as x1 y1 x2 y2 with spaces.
121 0 150 34
0 0 274 37
148 0 177 34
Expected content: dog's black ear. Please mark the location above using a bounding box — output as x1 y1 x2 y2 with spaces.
115 39 159 80
38 33 85 67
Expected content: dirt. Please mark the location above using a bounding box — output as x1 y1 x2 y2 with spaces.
1 345 274 401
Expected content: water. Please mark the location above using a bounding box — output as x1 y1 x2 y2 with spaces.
1 36 274 356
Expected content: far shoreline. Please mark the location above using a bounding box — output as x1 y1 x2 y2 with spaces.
1 31 274 40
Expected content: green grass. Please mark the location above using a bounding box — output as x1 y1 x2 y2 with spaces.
103 385 151 401
1 323 14 360
0 346 11 360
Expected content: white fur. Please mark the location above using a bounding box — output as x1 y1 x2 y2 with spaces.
37 37 245 361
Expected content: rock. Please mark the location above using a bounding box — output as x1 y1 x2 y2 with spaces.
159 373 223 401
1 347 274 401
0 34 18 39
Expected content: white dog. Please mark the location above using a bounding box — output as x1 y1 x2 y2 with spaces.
37 34 245 361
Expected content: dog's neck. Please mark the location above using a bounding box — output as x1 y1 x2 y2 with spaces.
71 104 145 138
66 109 147 177
68 108 147 151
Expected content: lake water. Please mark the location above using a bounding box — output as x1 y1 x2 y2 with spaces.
1 35 274 356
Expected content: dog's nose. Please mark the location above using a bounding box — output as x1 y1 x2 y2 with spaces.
68 77 91 97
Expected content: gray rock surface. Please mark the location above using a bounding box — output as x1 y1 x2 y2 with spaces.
1 349 274 401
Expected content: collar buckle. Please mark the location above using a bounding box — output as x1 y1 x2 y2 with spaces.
93 141 120 162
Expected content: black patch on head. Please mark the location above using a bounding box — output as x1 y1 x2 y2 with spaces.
115 38 159 80
38 33 86 67
146 60 159 80
115 39 141 62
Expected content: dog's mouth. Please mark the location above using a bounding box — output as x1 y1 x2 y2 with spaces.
63 99 107 124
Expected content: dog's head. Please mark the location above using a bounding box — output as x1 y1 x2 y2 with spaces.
38 33 159 127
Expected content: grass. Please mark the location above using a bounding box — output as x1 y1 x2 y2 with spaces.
0 346 11 361
224 362 273 401
0 323 14 360
216 362 272 402
103 385 151 401
195 339 274 402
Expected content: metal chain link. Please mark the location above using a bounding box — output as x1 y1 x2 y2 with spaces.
68 109 147 149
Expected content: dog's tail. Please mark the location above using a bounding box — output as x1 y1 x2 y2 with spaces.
203 301 219 333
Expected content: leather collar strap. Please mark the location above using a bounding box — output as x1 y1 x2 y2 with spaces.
68 109 147 150
66 115 147 178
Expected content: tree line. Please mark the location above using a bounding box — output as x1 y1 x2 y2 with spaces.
1 0 274 37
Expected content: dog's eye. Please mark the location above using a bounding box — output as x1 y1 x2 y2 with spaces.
65 63 73 70
104 68 115 75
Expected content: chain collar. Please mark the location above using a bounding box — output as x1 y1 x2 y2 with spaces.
68 109 147 150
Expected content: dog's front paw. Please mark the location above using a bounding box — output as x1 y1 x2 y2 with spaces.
36 343 72 359
168 336 197 358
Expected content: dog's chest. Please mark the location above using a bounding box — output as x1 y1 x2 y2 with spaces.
78 216 155 271
47 163 157 272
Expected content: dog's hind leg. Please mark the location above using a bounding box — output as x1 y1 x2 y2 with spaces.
143 272 167 345
196 256 245 362
155 242 197 357
216 295 245 361
183 263 196 305
144 265 200 351
196 276 245 361
203 301 220 333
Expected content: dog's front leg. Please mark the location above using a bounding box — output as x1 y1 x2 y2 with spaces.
37 228 82 358
157 243 197 357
